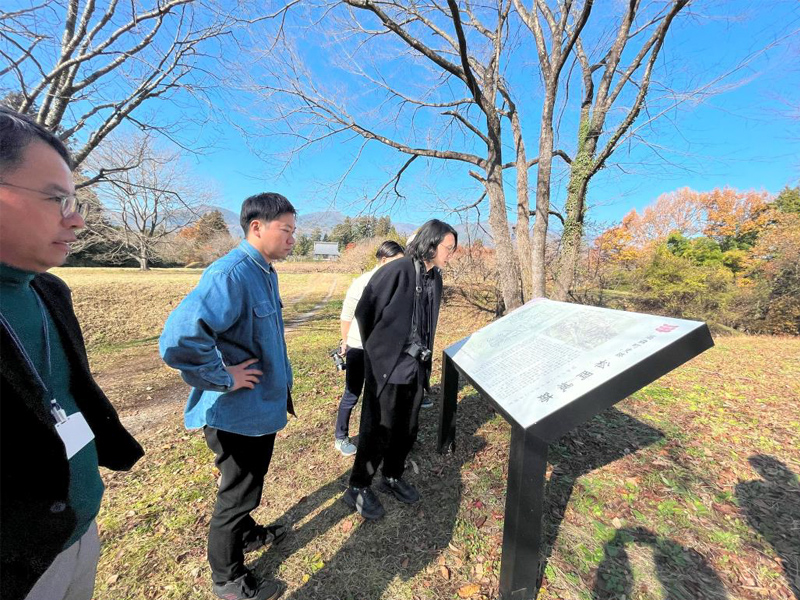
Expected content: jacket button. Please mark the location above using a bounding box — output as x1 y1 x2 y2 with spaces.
50 501 67 513
383 374 387 378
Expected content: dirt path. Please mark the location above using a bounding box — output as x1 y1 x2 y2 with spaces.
284 277 338 333
106 275 342 438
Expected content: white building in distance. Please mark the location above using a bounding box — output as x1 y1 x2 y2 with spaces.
313 241 340 260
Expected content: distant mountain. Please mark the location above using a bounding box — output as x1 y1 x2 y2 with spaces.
169 205 500 247
195 205 241 237
393 222 418 236
452 221 495 246
295 210 348 234
295 211 416 238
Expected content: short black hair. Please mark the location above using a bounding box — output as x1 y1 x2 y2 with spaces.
240 192 296 235
0 106 73 173
406 219 458 262
375 240 404 260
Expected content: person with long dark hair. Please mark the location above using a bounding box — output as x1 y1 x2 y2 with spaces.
343 219 457 519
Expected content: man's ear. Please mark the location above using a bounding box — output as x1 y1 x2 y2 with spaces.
249 219 262 238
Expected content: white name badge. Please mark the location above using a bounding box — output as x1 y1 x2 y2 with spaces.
55 412 95 459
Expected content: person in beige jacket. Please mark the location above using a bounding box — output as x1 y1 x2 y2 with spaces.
333 240 404 456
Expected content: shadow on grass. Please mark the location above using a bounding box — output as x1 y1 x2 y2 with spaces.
247 400 734 599
736 455 800 599
538 407 665 587
592 527 729 600
251 390 496 600
538 409 734 599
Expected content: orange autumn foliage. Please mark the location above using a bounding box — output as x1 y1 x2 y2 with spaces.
595 187 770 260
699 187 770 241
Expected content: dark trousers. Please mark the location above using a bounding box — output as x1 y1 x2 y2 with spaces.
204 427 276 584
349 371 424 488
335 348 365 440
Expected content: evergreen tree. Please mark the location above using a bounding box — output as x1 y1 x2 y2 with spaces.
295 234 313 256
194 210 230 245
331 216 354 248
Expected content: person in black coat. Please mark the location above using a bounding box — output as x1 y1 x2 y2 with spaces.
342 219 457 519
0 107 144 600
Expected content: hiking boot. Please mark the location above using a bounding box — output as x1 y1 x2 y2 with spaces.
421 395 434 409
342 486 385 520
212 571 281 600
334 437 357 457
377 476 420 504
242 523 288 554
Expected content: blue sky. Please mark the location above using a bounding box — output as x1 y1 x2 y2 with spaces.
187 0 799 232
48 0 800 231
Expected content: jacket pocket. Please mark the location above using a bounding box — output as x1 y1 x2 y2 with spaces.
254 300 276 318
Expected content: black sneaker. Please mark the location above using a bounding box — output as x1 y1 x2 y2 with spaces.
242 523 288 553
376 476 420 504
421 396 434 409
212 572 281 600
342 486 386 520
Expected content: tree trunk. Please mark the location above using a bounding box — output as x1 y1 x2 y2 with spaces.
483 100 524 312
138 247 150 271
510 106 533 301
553 174 589 301
531 86 557 298
553 116 596 300
485 163 523 311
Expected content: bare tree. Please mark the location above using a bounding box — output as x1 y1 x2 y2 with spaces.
250 0 529 311
85 133 213 269
248 0 705 307
0 0 279 176
548 0 690 300
513 0 591 297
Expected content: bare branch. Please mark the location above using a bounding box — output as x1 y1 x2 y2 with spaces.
452 190 487 212
592 0 690 173
447 0 484 105
343 0 467 82
443 109 490 143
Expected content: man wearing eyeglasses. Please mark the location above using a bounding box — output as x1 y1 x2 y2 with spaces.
0 106 144 600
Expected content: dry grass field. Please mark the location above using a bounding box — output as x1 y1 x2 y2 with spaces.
50 267 800 600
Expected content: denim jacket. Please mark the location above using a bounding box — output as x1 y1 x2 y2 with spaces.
159 241 293 436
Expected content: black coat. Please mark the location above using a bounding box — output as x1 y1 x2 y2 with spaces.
0 272 144 600
355 257 443 397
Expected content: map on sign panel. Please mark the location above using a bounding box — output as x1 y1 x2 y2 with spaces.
449 298 707 430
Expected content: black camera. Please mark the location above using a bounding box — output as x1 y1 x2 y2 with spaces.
330 348 346 371
406 342 432 363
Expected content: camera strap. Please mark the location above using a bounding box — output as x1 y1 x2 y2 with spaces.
410 260 424 348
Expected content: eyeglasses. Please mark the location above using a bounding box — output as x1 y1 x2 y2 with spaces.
0 181 90 219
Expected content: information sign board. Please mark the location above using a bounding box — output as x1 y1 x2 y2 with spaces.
437 299 714 599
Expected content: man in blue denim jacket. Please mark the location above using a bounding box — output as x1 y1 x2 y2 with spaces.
160 192 296 600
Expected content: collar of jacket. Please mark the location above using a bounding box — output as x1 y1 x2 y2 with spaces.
239 239 274 274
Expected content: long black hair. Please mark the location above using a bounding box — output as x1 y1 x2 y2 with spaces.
406 219 457 263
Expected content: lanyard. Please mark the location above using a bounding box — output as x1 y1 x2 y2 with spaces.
0 291 68 424
411 260 427 347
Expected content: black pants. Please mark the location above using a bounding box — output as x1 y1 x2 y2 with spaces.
334 348 365 440
349 371 424 488
204 427 276 584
